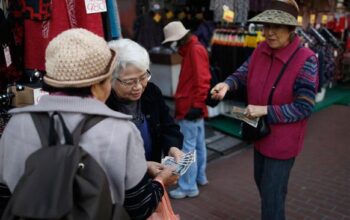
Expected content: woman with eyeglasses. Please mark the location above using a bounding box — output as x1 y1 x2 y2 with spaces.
106 39 184 177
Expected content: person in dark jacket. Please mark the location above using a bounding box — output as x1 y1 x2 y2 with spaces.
106 38 184 177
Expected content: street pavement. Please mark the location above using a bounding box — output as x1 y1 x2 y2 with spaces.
171 105 350 220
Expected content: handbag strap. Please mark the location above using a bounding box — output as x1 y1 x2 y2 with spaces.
267 46 302 105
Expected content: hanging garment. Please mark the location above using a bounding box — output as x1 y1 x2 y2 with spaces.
233 0 249 23
134 13 164 50
334 15 346 33
211 43 254 81
174 0 187 5
209 0 234 22
1 0 9 16
249 0 271 12
194 20 216 48
301 0 331 12
21 0 52 21
105 0 122 40
24 0 104 70
0 8 22 91
310 43 335 89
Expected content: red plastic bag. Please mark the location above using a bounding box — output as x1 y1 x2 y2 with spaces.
148 189 180 220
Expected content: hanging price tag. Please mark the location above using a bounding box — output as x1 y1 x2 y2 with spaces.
310 14 316 25
297 16 303 26
222 5 234 23
321 15 328 24
84 0 107 14
153 13 162 23
166 11 174 19
3 46 12 67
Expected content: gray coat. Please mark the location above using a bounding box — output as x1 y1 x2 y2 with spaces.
0 95 147 205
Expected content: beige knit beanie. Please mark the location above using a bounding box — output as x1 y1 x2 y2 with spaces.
44 28 117 88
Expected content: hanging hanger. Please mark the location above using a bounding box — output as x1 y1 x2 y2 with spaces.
309 27 327 46
296 27 314 46
319 27 341 49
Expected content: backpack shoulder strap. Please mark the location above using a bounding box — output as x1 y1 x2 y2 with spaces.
31 113 106 146
31 112 74 146
72 115 106 145
31 112 50 147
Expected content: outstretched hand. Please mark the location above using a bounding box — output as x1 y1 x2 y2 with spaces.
210 82 230 100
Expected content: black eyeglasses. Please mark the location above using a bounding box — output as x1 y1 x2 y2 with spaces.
116 70 151 88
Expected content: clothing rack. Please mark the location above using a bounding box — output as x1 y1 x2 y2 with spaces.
309 27 328 46
296 28 315 47
319 27 342 49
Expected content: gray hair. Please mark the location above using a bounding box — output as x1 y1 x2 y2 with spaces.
108 39 150 81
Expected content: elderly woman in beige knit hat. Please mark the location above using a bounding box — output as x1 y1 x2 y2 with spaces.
211 0 319 219
0 28 178 220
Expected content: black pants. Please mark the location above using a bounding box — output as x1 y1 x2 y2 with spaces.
254 150 295 220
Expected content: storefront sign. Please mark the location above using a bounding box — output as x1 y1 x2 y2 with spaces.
84 0 107 14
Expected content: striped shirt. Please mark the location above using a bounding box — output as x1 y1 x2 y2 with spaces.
124 173 164 220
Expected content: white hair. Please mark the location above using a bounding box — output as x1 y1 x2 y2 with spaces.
108 39 150 80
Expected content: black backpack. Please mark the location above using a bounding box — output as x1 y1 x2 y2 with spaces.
1 112 113 220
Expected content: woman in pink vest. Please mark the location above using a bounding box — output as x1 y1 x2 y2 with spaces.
211 0 319 219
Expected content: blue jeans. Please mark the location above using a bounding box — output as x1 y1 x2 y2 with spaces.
254 150 295 220
177 119 207 192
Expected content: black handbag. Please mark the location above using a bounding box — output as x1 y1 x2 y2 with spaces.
241 46 302 141
241 115 270 141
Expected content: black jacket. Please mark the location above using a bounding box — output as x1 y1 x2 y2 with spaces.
106 82 183 162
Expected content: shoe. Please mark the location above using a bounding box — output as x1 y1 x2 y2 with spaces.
169 188 199 199
197 179 209 186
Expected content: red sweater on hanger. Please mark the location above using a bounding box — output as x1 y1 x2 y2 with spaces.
24 0 104 71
